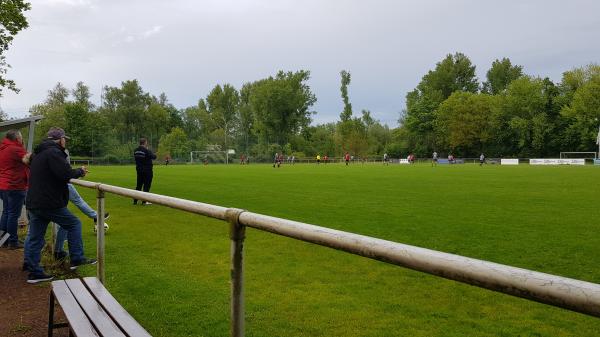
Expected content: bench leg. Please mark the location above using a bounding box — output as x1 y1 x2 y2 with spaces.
48 293 55 337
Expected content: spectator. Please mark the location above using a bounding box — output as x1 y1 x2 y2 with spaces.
24 127 95 284
0 130 31 249
133 138 156 205
53 149 109 260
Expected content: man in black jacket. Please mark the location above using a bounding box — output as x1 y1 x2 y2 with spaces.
133 137 156 205
23 127 96 283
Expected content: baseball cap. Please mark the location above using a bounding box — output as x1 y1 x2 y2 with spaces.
47 127 71 140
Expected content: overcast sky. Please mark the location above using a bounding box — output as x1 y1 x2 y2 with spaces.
1 0 599 127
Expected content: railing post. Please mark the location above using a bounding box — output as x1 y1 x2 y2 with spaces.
96 189 106 284
227 208 246 337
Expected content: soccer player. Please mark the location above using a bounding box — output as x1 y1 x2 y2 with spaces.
383 153 389 165
344 152 350 166
432 151 438 166
479 153 485 166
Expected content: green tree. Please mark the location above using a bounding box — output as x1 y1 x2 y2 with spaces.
206 84 239 151
0 0 30 95
434 92 499 155
248 70 316 146
500 77 550 156
482 58 523 94
339 70 352 122
158 127 190 159
561 65 600 151
237 83 255 153
404 52 479 155
100 80 152 143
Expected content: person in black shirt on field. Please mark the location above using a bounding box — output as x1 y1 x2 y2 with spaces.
133 138 156 205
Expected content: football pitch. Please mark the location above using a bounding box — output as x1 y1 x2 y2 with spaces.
73 163 600 337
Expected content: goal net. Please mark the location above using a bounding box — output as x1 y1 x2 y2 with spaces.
190 151 228 164
559 152 597 159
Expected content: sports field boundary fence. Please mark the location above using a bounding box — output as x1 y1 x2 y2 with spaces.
70 178 600 337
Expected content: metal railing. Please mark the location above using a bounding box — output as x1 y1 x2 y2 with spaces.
70 178 600 337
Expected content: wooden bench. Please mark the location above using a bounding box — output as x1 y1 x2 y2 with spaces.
49 277 152 337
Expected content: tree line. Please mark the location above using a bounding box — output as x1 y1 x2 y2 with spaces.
2 54 599 162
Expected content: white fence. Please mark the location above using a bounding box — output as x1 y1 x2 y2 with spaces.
70 179 600 337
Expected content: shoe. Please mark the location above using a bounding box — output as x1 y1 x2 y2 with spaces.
142 201 152 205
94 222 109 233
27 272 54 284
70 258 97 270
53 251 68 260
7 242 24 249
93 212 110 223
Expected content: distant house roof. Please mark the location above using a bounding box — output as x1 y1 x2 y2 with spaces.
0 116 43 132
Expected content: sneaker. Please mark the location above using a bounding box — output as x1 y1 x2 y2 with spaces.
142 201 152 205
93 212 110 223
27 272 54 284
53 251 68 260
70 258 97 270
93 222 109 233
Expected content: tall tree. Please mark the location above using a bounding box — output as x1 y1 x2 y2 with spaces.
482 58 523 94
248 70 316 146
206 84 240 150
0 0 30 95
434 92 499 155
340 70 352 122
560 64 600 151
404 52 479 155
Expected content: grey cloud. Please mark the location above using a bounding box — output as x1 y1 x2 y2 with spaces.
2 0 600 127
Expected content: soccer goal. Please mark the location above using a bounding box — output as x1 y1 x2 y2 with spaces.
559 152 597 159
71 159 91 167
190 151 231 164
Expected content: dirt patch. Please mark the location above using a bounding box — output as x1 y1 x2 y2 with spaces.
0 248 70 337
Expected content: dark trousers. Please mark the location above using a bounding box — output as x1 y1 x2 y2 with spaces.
0 190 26 245
134 169 153 204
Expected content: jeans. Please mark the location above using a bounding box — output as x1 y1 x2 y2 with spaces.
55 184 97 253
0 190 27 245
24 207 85 274
68 183 96 219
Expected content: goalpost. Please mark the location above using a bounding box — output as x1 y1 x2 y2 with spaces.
190 150 234 164
559 152 597 159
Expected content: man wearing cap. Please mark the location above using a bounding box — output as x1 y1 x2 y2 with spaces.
23 127 96 283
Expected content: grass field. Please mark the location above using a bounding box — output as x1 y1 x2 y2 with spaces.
70 163 600 337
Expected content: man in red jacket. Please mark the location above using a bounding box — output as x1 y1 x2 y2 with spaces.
0 130 31 249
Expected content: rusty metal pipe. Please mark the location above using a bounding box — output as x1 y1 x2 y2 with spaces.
70 179 600 318
238 212 600 318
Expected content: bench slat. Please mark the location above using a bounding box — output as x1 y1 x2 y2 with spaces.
0 230 9 247
65 279 127 337
51 280 100 337
83 277 153 337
